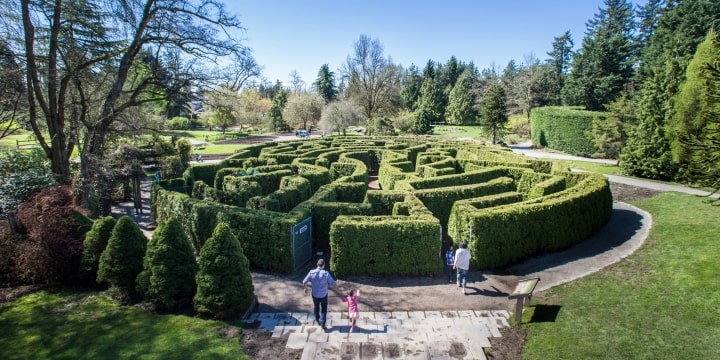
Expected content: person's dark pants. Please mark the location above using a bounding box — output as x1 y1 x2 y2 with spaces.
312 295 328 326
444 264 455 282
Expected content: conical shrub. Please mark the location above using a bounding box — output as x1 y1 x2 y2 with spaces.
97 216 147 295
193 222 254 318
79 216 116 284
137 217 197 312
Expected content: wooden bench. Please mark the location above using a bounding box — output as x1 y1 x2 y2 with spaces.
16 139 40 150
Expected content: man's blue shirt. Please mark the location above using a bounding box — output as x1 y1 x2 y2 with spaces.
303 268 336 298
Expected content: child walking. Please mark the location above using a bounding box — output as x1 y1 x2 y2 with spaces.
341 289 361 332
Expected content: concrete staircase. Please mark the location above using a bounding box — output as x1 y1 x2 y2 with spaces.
242 309 511 359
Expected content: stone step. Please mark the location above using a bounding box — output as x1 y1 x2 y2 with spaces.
243 310 509 360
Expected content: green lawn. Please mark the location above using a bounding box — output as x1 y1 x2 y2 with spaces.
0 291 249 360
522 192 720 359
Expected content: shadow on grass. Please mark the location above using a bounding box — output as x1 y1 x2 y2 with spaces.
528 304 562 323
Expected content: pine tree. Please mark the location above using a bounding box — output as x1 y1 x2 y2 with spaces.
416 77 446 125
446 71 478 125
267 89 289 132
412 108 433 135
621 0 720 181
313 64 338 103
480 84 508 144
137 217 198 312
480 83 508 144
678 62 720 197
97 216 147 294
401 64 423 111
561 0 636 110
79 216 116 284
544 31 574 106
671 29 720 184
194 222 254 318
619 70 677 180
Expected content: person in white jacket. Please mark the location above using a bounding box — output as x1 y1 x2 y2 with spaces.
453 242 471 295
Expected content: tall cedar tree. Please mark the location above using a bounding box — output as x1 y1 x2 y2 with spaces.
561 0 636 110
619 71 677 180
543 31 574 106
401 64 423 111
313 64 338 103
79 216 116 284
267 89 289 132
671 29 720 184
137 217 198 312
412 108 433 135
96 216 147 293
480 83 509 144
194 222 254 318
620 0 720 180
446 71 478 125
679 62 720 197
416 77 446 126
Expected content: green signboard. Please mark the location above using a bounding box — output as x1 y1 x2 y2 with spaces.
509 277 540 299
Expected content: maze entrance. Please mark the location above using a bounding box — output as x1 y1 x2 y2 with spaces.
291 217 313 271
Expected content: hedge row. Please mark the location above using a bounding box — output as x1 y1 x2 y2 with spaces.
153 136 613 277
447 172 612 269
530 106 605 157
153 187 298 273
329 215 441 277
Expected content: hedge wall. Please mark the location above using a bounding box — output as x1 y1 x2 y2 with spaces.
530 106 605 157
152 136 615 277
329 215 441 277
448 173 612 269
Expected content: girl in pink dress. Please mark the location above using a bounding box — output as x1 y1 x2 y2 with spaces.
341 289 360 332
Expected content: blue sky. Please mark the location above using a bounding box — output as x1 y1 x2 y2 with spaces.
224 1 644 87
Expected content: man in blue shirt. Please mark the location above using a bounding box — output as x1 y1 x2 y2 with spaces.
302 259 338 329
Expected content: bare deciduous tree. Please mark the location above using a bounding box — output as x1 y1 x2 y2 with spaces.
341 34 402 121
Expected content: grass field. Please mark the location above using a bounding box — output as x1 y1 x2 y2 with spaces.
522 192 720 359
0 291 249 360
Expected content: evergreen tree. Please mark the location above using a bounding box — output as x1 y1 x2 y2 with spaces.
97 216 147 294
480 83 508 144
591 93 636 159
313 64 338 103
137 217 198 312
670 29 720 182
194 222 254 318
678 62 720 195
621 0 720 181
544 31 574 106
562 0 636 110
412 108 433 135
401 64 423 111
79 216 116 284
422 60 436 80
416 77 447 125
442 56 462 89
619 70 677 180
446 71 478 125
267 89 289 132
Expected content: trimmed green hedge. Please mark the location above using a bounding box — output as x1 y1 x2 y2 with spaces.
448 173 612 269
329 215 441 277
530 106 605 157
153 136 614 277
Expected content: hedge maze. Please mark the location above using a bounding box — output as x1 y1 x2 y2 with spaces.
152 137 612 278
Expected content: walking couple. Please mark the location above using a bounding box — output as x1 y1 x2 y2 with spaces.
302 259 361 332
444 242 471 295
